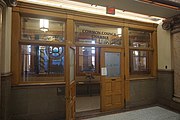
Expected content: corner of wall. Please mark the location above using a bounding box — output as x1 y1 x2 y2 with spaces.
157 22 172 70
1 7 12 74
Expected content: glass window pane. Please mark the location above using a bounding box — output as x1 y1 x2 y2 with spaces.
21 17 65 42
70 48 75 81
105 52 120 77
130 50 151 74
78 47 97 73
129 29 151 47
75 23 122 46
21 45 64 82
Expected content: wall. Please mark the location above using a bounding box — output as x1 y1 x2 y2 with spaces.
157 22 172 70
1 6 12 120
1 7 11 74
157 70 180 111
157 22 180 112
1 74 11 120
126 79 157 108
124 22 172 109
10 85 66 120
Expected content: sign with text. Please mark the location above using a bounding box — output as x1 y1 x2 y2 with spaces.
75 23 122 46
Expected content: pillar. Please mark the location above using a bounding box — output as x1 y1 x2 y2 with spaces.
171 15 180 103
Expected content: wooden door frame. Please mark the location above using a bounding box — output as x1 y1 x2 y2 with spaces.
100 47 125 111
65 46 76 120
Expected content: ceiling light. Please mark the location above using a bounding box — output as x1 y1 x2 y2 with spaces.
40 19 49 32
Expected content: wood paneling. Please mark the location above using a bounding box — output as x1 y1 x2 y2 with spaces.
11 11 21 85
65 46 76 120
66 18 74 45
124 27 129 80
70 81 76 120
152 31 157 77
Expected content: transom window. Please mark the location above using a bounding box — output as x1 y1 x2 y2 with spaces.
75 22 123 46
21 17 65 42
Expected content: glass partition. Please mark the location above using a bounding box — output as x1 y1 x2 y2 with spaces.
129 50 151 74
70 48 75 82
77 46 98 73
21 45 64 81
21 17 65 42
75 22 122 46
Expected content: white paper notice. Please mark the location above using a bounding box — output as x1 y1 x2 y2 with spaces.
101 67 107 76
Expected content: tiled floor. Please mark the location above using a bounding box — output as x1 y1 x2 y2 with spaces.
83 106 180 120
76 96 100 112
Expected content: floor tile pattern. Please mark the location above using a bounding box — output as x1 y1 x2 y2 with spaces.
84 106 180 120
76 96 100 112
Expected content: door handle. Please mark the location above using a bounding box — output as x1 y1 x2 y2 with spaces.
111 79 116 81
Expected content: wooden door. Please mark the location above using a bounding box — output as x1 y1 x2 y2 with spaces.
100 48 124 111
66 47 76 120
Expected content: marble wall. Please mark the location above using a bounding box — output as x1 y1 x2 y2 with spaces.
1 73 12 120
171 15 180 103
157 70 180 112
126 79 157 108
10 85 66 120
172 31 180 103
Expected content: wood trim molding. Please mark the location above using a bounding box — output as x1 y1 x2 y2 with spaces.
158 69 174 73
1 72 12 77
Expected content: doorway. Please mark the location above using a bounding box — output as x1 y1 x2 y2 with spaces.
75 47 125 117
75 46 101 114
100 48 125 111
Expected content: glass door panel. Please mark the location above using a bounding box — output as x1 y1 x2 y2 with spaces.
105 52 120 77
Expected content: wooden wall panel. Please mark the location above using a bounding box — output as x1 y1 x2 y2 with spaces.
11 11 21 85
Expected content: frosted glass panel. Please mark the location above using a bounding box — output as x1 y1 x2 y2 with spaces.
105 52 120 77
70 48 75 81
